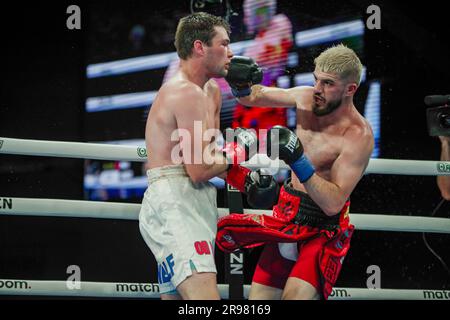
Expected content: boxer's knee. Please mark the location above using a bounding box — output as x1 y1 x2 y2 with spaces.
282 277 320 300
249 282 282 300
177 271 220 300
161 292 182 300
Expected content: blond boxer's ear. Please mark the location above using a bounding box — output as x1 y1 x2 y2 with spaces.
345 82 358 97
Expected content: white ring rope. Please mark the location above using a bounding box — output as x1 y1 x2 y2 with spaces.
0 279 448 300
2 139 448 301
0 137 147 162
1 197 450 234
1 137 450 175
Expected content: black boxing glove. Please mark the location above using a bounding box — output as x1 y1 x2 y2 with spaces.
246 169 279 209
222 127 258 167
226 165 279 209
225 56 263 97
267 125 315 183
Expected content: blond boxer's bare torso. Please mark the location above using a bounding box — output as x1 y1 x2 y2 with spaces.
290 86 373 194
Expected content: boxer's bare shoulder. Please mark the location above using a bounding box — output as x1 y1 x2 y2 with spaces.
161 77 204 102
153 78 207 117
289 86 314 111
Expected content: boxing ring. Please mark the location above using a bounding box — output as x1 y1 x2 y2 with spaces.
1 137 450 300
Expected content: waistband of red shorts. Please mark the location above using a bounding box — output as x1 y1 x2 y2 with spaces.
281 179 350 229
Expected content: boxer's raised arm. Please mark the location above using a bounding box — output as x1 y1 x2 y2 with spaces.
172 85 228 183
238 85 311 108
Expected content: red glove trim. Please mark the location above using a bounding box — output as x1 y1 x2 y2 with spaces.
225 165 251 192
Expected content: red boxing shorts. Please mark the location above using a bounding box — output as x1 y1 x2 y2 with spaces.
216 179 354 299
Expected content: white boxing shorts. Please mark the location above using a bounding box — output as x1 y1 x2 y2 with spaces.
139 164 219 294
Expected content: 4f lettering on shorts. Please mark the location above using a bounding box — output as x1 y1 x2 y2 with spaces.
158 253 175 285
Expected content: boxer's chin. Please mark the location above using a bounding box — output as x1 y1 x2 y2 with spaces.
217 68 227 78
313 99 342 116
312 102 326 115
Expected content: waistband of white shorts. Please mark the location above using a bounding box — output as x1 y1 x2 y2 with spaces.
147 164 188 183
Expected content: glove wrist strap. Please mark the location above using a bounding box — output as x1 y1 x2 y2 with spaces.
290 154 315 183
231 87 251 98
225 165 251 193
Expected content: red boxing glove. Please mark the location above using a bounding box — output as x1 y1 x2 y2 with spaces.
225 165 251 193
222 127 258 166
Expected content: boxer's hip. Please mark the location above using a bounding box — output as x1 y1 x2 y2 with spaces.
146 164 189 182
141 164 218 228
139 164 219 292
277 179 348 230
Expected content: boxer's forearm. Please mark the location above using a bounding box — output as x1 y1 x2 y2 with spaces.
440 139 450 161
238 85 293 108
197 162 229 182
437 140 450 199
236 85 261 106
303 174 348 216
185 153 229 183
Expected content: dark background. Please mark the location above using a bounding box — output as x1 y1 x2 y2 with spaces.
1 0 449 295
